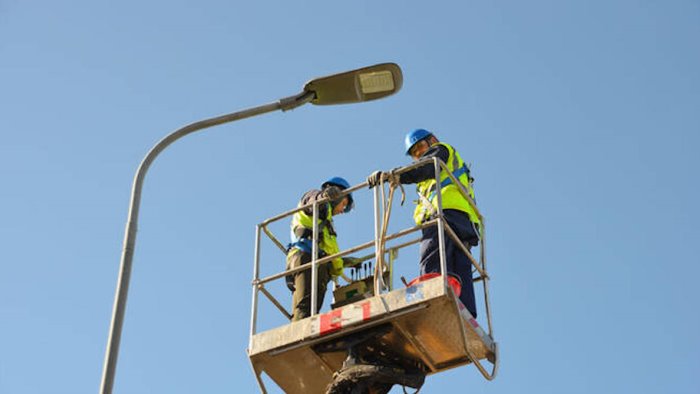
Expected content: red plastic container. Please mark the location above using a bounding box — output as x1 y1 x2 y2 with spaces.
406 273 462 296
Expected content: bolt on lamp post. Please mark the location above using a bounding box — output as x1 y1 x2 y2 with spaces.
99 63 403 394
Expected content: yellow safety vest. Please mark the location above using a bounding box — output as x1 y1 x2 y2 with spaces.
413 142 480 225
290 203 344 276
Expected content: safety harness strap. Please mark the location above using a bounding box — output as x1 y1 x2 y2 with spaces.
288 217 331 256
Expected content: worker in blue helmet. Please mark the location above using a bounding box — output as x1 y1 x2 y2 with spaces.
366 129 481 317
285 176 361 321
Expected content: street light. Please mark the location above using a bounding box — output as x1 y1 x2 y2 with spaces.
99 63 403 394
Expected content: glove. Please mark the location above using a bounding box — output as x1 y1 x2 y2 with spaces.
366 170 384 188
343 256 363 268
330 258 345 277
386 168 401 186
322 185 343 201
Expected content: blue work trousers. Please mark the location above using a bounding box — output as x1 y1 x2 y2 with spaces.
419 209 479 317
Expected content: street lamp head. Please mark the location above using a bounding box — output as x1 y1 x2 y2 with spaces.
303 63 403 105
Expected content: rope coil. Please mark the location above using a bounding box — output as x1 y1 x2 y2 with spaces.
374 173 405 292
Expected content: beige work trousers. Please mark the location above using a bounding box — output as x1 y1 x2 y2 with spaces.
286 250 332 321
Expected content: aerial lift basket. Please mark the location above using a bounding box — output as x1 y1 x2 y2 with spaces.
247 158 498 393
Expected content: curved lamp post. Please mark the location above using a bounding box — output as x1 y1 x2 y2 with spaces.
100 63 403 394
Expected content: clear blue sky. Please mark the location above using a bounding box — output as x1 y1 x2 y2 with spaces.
2 1 699 393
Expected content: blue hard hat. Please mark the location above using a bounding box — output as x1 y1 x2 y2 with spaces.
322 176 354 213
404 128 433 155
323 176 350 190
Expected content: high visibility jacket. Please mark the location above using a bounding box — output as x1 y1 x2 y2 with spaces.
289 198 344 276
413 142 480 225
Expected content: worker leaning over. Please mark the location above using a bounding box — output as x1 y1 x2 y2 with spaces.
286 177 362 321
367 129 480 317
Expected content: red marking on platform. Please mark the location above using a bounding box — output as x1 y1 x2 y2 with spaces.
361 301 371 320
319 309 343 335
469 318 480 328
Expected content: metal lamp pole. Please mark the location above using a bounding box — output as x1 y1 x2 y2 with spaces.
100 63 402 394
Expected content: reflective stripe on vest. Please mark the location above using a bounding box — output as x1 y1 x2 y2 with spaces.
427 164 469 201
413 142 480 225
288 202 344 275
